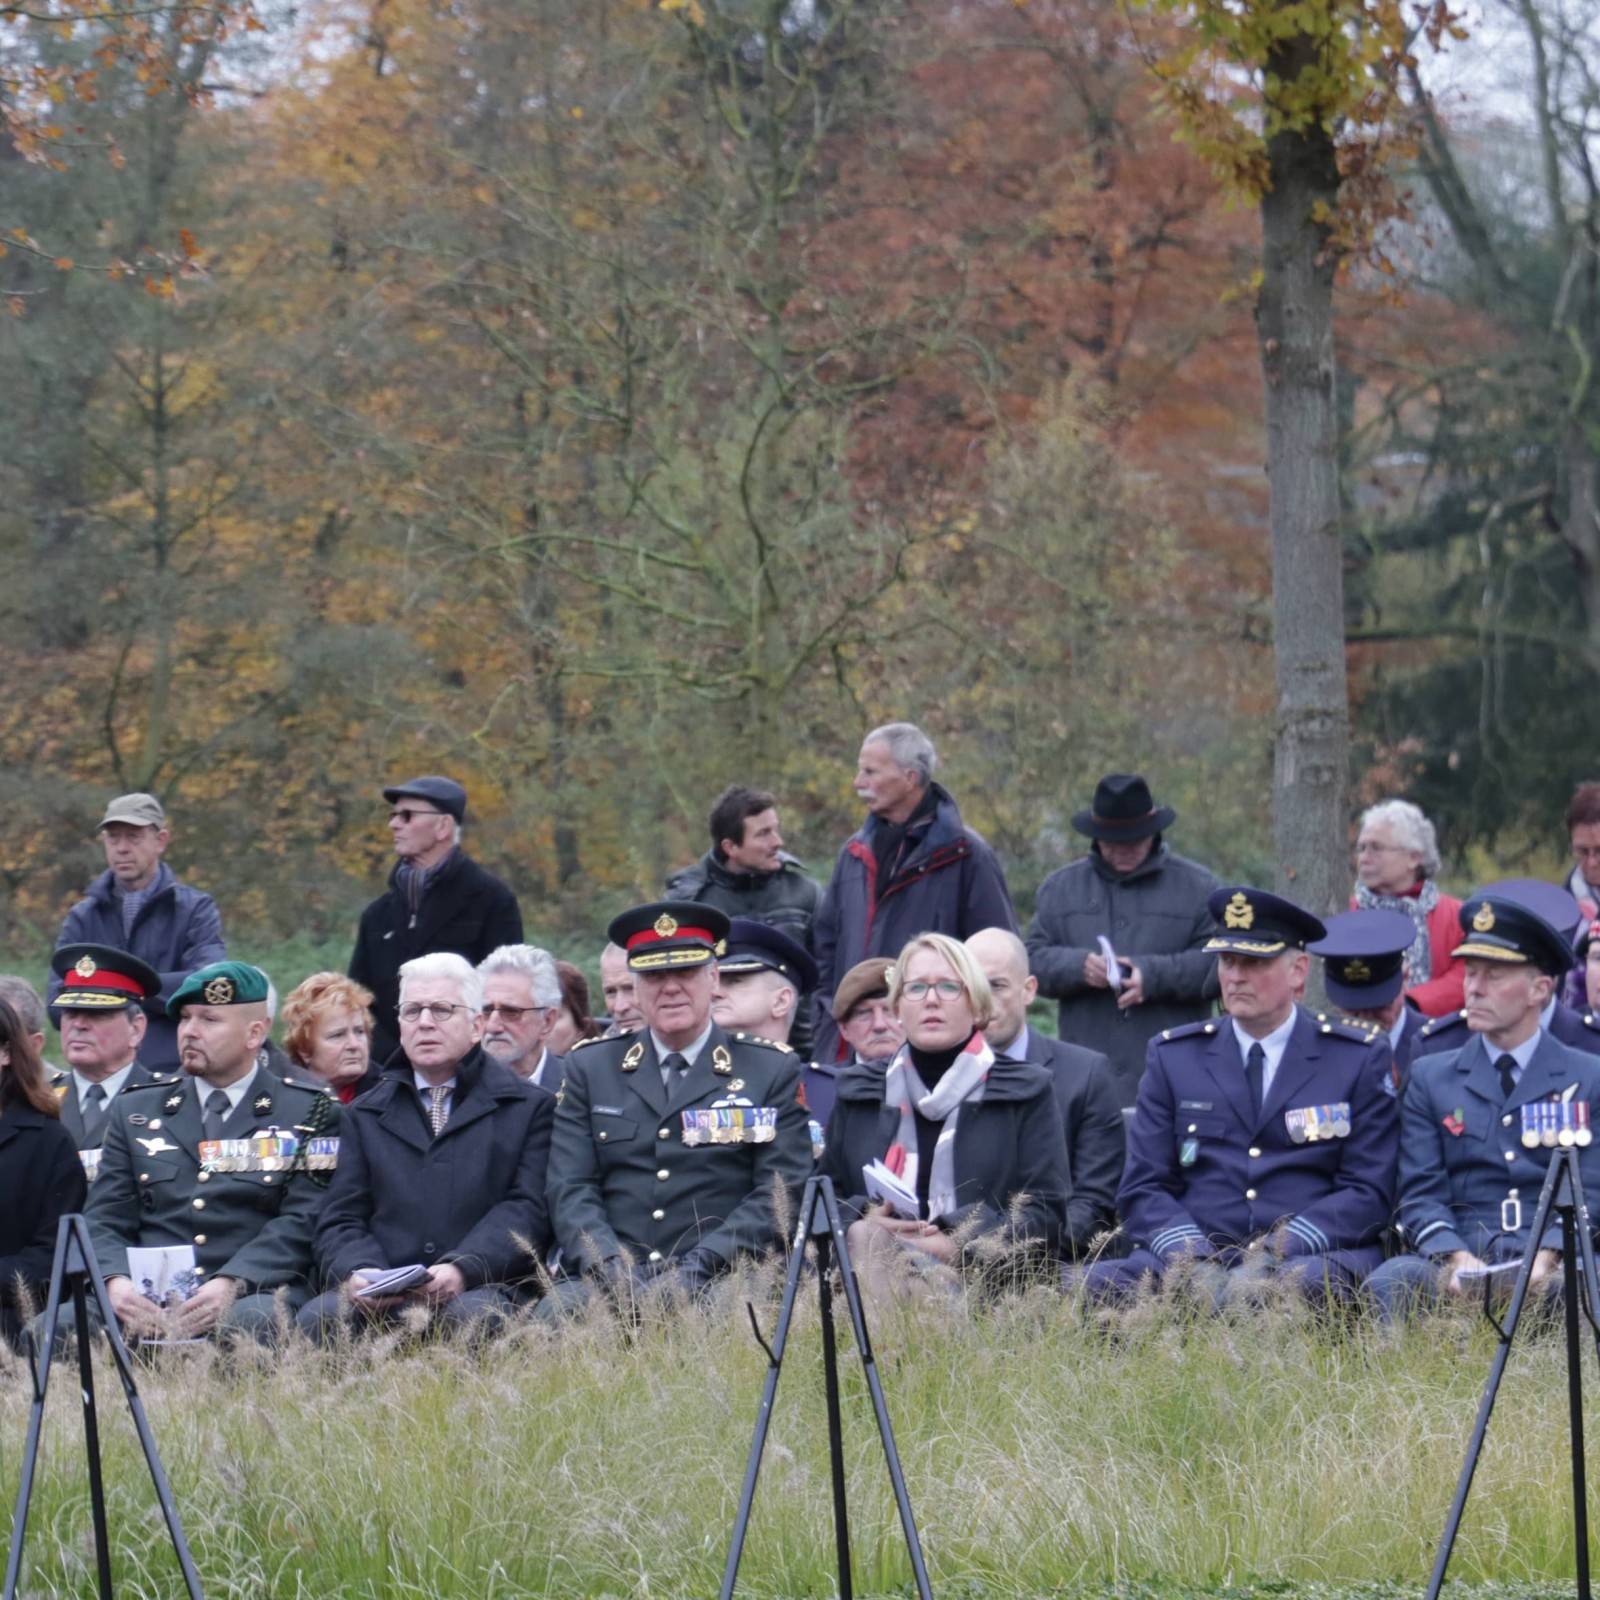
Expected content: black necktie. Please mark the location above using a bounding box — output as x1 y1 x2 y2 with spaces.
202 1089 230 1143
81 1083 107 1146
1497 1053 1518 1101
661 1051 687 1088
1245 1042 1265 1119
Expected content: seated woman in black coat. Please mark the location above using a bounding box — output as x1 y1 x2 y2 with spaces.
0 996 88 1349
820 932 1068 1306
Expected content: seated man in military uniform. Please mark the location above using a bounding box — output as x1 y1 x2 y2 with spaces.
1413 880 1600 1062
543 901 812 1314
80 962 339 1345
47 945 166 1181
1309 910 1426 1097
1365 893 1600 1319
1080 887 1398 1306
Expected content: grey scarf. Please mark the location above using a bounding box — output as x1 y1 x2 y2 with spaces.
881 1033 993 1221
1353 877 1439 986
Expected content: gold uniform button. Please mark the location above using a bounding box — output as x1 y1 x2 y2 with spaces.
194 1234 207 1246
194 1266 206 1276
1502 1115 1513 1127
659 1129 670 1140
263 1175 274 1184
652 1209 665 1221
598 1131 607 1141
193 1198 205 1210
1245 1188 1257 1200
1248 1147 1262 1159
1187 1124 1198 1134
139 1173 150 1184
1506 1151 1516 1161
656 1168 670 1180
648 1251 662 1263
197 1171 211 1183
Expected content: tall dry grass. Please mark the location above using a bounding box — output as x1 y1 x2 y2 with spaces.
1 1274 1596 1598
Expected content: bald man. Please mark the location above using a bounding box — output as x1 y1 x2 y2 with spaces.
967 928 1124 1256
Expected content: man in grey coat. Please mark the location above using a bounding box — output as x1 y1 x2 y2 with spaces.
1026 774 1220 1110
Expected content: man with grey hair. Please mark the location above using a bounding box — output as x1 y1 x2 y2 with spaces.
478 944 564 1088
300 950 554 1341
1351 797 1463 1017
0 975 48 1057
811 721 1017 1061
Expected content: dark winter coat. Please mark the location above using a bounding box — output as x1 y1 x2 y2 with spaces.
348 851 523 1064
51 864 226 1069
1025 842 1221 1109
0 1103 87 1344
812 784 1017 1060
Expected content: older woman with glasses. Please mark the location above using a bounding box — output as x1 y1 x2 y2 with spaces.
1351 799 1463 1018
282 973 381 1104
819 932 1068 1304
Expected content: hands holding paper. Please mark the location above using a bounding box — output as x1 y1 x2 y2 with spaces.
350 1263 465 1308
1085 936 1145 1009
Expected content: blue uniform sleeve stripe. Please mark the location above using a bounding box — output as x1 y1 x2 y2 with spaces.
1286 1216 1329 1252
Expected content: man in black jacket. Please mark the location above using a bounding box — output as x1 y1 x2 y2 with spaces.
299 952 554 1341
348 775 523 1064
967 929 1124 1256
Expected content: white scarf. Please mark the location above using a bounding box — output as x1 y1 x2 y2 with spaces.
881 1033 992 1221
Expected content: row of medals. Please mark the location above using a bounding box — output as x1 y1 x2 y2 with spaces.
1520 1101 1593 1150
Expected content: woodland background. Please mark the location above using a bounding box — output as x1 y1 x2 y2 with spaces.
1 0 1596 960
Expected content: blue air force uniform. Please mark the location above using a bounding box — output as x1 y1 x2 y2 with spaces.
1311 908 1428 1098
1080 887 1398 1301
1365 889 1600 1317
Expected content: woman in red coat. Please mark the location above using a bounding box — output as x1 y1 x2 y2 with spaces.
1351 800 1463 1018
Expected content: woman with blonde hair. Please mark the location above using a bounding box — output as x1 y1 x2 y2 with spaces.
282 972 380 1104
819 931 1067 1300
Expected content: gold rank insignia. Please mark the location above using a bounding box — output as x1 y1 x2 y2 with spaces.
727 1077 745 1093
1344 959 1371 981
74 955 98 978
1472 902 1495 933
654 913 678 938
1224 892 1254 930
715 939 727 957
253 1094 273 1115
203 975 236 1005
622 1040 644 1073
712 1045 733 1075
163 1091 184 1113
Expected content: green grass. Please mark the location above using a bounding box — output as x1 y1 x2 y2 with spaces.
3 1281 1598 1598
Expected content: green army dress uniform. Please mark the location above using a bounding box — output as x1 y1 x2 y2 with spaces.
85 1066 340 1340
548 1023 812 1278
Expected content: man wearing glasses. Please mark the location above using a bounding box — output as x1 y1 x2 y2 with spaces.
300 951 554 1341
477 944 565 1089
348 775 523 1064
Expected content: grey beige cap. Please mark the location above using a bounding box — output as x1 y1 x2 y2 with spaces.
96 793 166 832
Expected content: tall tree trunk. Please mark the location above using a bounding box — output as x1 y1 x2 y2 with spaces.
1257 73 1349 925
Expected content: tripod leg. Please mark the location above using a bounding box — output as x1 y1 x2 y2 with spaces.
718 1178 818 1600
72 1276 116 1600
820 1187 934 1600
2 1220 70 1600
1563 1202 1592 1600
815 1232 854 1600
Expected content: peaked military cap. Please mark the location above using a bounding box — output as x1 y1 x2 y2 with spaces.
1475 878 1584 945
1308 909 1415 1010
1452 893 1575 975
50 944 162 1018
382 774 467 823
1203 886 1327 956
719 918 819 990
608 900 731 972
167 960 271 1018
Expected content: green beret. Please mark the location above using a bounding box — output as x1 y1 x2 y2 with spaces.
167 961 270 1018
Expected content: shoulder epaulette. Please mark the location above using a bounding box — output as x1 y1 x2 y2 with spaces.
1155 1020 1219 1044
734 1032 795 1054
1418 1009 1468 1039
1584 1013 1600 1033
122 1074 182 1093
278 1072 331 1095
572 1030 625 1051
1315 1012 1384 1043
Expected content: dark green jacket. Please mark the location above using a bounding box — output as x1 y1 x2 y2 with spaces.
548 1023 811 1274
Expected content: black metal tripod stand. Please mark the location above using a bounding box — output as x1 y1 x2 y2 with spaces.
1426 1146 1600 1600
3 1213 204 1600
719 1173 934 1600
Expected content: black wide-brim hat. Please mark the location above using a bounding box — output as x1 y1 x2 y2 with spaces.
1072 773 1175 842
608 900 732 973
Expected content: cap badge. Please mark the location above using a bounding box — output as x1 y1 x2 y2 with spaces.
1224 892 1254 930
203 975 236 1005
622 1040 644 1073
654 913 679 939
1344 959 1371 981
1472 902 1496 934
713 1045 733 1076
715 938 727 957
74 955 98 978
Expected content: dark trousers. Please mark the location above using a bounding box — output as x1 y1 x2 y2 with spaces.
1076 1244 1380 1308
296 1284 517 1344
